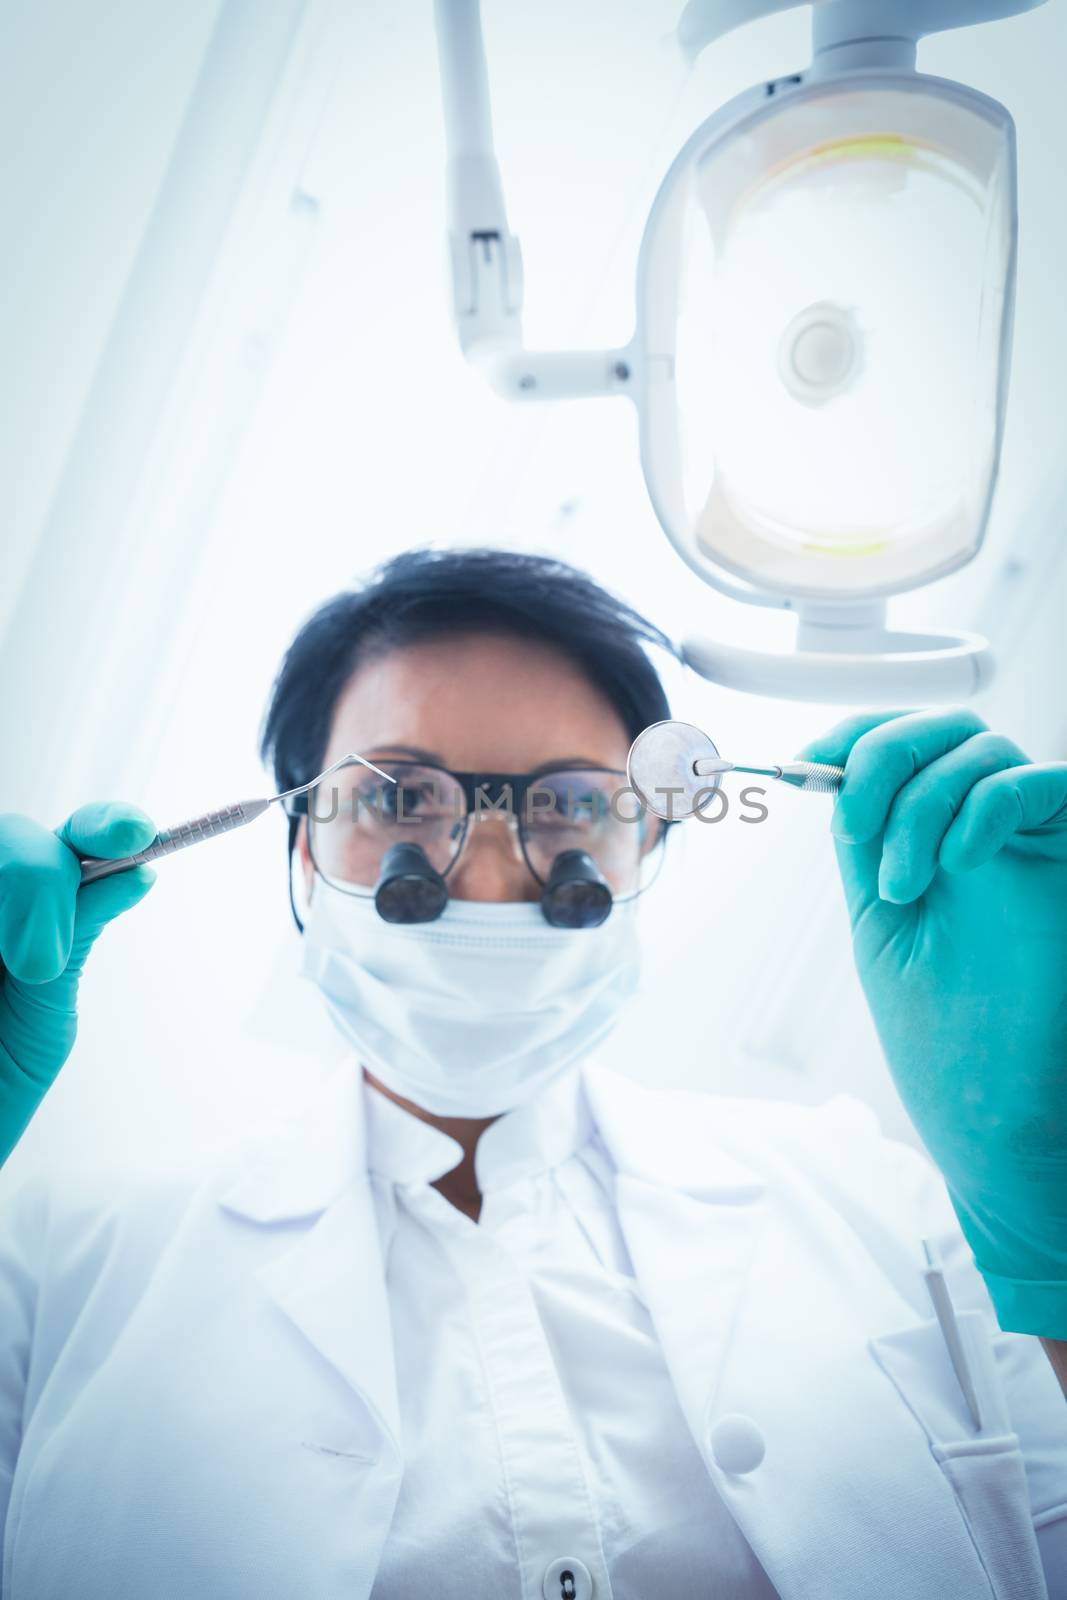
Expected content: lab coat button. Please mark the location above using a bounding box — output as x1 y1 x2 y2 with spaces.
708 1412 765 1474
542 1556 593 1600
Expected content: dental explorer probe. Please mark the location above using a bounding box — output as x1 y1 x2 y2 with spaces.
627 720 844 820
77 754 396 886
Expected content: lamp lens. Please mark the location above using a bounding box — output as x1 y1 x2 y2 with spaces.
668 80 1013 598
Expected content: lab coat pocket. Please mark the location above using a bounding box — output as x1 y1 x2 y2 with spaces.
870 1311 1048 1600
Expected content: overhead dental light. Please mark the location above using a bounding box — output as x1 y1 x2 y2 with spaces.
433 0 1046 702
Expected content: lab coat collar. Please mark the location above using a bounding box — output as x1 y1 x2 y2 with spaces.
361 1066 596 1193
217 1051 766 1224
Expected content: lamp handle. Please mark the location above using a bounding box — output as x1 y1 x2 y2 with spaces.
682 630 994 703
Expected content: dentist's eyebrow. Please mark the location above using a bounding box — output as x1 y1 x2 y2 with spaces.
538 757 616 770
364 746 619 771
365 743 445 763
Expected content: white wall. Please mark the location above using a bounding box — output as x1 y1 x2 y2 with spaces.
0 0 222 642
1 0 1065 1192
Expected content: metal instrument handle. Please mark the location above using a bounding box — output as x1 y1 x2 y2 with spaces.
776 761 846 794
78 799 270 885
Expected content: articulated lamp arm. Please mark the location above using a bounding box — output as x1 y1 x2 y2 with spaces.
433 0 633 402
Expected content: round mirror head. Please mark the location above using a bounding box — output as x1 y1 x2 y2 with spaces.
626 719 724 820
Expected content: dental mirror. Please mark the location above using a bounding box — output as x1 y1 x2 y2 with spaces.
626 719 724 820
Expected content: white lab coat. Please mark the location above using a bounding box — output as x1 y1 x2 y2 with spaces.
1 1051 1065 1600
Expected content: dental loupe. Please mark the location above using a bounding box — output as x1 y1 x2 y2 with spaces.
373 842 614 928
433 0 1047 702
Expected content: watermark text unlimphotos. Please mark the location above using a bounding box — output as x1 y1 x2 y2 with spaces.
307 778 770 826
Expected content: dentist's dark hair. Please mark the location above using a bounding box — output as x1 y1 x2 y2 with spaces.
258 545 680 929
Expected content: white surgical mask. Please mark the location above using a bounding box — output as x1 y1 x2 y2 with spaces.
298 882 641 1117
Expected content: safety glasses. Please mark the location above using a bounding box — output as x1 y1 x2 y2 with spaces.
288 758 665 903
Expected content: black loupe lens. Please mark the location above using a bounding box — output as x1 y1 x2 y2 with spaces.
541 849 613 929
374 843 449 924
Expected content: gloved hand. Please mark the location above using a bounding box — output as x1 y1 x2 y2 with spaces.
797 708 1067 1339
0 805 157 1164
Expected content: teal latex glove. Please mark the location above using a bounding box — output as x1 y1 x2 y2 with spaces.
797 708 1067 1338
0 805 157 1164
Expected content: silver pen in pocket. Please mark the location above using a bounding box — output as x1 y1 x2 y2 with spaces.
922 1237 983 1431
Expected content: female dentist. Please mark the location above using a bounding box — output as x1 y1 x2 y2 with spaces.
0 545 1065 1600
